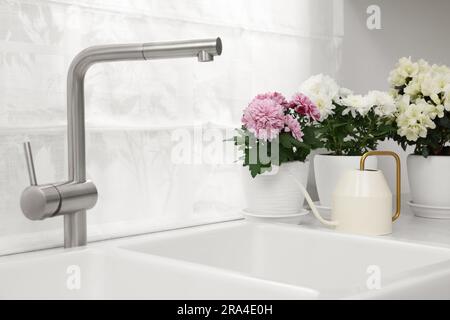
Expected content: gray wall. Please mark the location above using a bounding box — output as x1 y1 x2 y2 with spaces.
338 0 450 193
340 0 450 92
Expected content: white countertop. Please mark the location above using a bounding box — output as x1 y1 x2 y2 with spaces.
1 199 450 259
300 200 450 249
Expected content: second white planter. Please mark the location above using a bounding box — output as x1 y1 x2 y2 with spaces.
314 154 378 208
242 161 309 215
407 154 450 218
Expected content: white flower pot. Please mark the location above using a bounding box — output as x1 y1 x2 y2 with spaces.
407 154 450 210
242 161 309 215
314 154 378 208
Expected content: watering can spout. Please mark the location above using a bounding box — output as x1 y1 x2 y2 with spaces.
292 179 338 227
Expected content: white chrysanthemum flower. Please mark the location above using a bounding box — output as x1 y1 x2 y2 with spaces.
341 94 371 117
367 90 396 117
338 87 353 98
334 87 353 106
300 74 339 99
299 74 339 120
311 92 335 121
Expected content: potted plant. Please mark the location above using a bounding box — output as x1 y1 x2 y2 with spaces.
233 91 321 217
299 74 397 208
389 57 450 217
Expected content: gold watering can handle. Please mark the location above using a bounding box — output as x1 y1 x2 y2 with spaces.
360 151 401 222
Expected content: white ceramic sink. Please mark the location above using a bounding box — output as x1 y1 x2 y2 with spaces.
122 221 450 299
0 246 316 299
2 220 450 299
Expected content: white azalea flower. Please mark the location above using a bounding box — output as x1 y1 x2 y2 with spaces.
388 57 419 87
396 112 410 128
418 59 431 73
419 70 450 107
389 88 400 99
404 77 422 97
415 98 444 119
444 85 450 111
434 105 445 118
433 72 449 92
395 94 411 113
431 63 450 74
421 75 443 103
420 77 437 98
398 125 427 142
395 98 437 142
404 103 422 121
390 57 450 143
418 114 436 130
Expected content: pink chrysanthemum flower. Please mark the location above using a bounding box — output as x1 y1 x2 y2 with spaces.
252 92 288 108
242 97 285 141
284 115 304 141
289 93 321 121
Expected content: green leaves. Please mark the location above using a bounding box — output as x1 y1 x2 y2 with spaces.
233 126 319 178
248 162 271 178
280 132 306 149
389 58 450 157
313 103 397 156
438 116 450 129
279 132 294 149
394 111 450 156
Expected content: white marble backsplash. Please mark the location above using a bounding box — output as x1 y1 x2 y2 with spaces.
0 0 343 255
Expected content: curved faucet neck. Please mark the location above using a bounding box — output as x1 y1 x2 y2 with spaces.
67 44 146 182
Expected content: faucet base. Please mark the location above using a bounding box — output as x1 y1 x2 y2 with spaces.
64 211 87 248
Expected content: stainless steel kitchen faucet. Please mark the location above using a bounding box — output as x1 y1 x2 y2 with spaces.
20 38 222 248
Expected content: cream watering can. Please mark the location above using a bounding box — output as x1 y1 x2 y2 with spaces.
293 151 401 236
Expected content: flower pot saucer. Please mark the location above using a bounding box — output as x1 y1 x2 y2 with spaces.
241 209 309 225
408 201 450 219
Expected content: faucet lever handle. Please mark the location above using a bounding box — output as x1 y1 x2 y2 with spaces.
23 141 37 186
